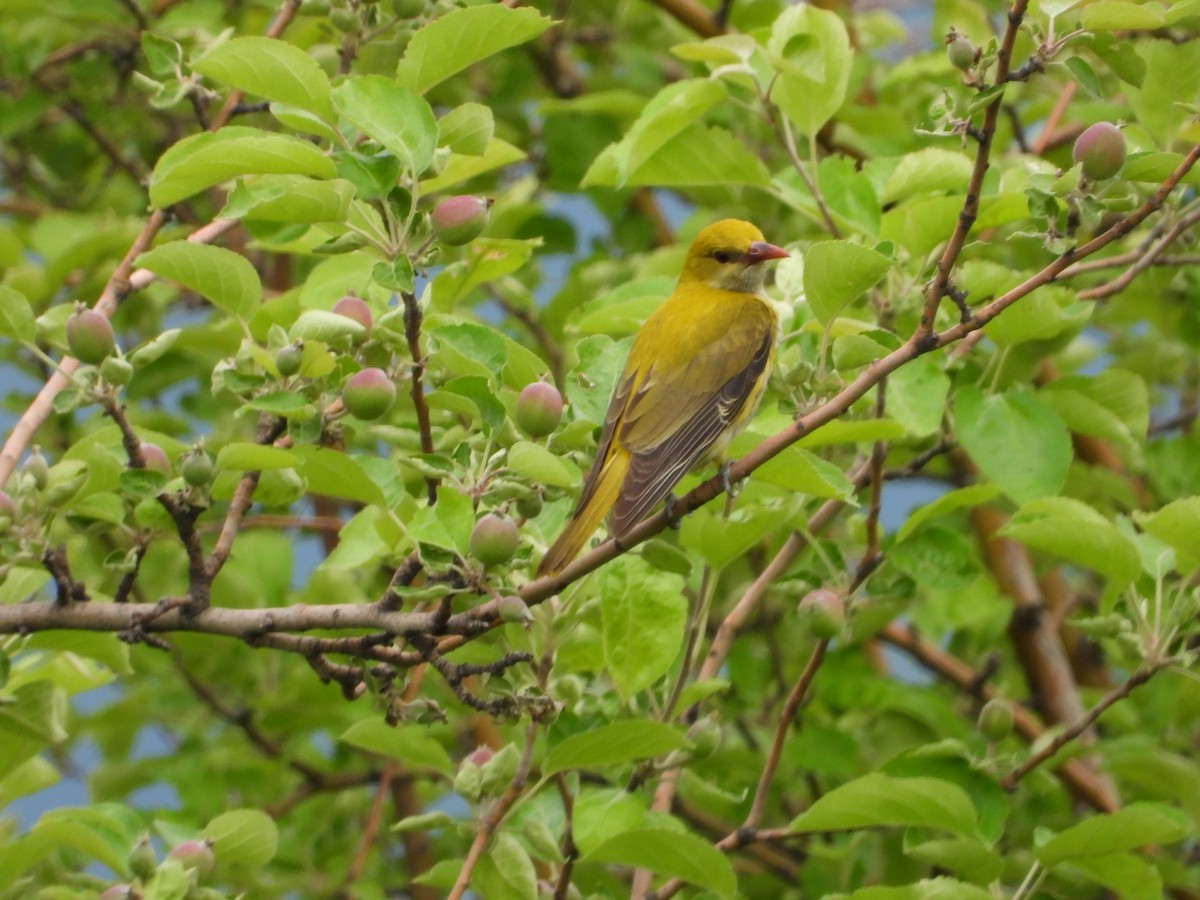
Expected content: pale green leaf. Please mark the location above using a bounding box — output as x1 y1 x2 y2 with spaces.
1036 802 1192 866
803 241 892 324
192 36 334 121
0 286 36 343
584 828 736 900
204 808 278 868
1001 497 1140 591
339 719 453 774
789 773 977 836
600 556 687 698
545 721 689 775
583 123 771 189
332 75 437 176
136 241 261 319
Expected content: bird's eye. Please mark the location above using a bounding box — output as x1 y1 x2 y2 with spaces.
713 250 733 264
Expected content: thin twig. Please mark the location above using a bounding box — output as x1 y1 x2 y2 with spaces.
553 773 578 900
402 290 438 504
1075 207 1200 301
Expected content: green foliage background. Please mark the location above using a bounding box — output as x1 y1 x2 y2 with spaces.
0 0 1199 897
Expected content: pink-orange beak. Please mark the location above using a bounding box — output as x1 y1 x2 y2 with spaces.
745 241 790 263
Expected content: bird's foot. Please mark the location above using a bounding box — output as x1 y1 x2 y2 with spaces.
719 461 742 499
663 494 683 530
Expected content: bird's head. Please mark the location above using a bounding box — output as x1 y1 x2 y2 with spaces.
680 219 789 294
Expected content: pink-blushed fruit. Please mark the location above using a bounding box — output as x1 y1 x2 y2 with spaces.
431 195 491 246
978 698 1014 741
332 295 372 332
797 588 846 639
275 342 304 377
469 514 519 566
342 368 395 420
140 443 171 475
67 307 116 364
946 32 978 69
180 448 213 487
167 839 215 880
1073 122 1126 180
99 886 136 900
461 746 495 770
0 490 15 528
515 381 564 437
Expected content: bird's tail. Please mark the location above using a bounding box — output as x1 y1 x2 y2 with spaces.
537 452 628 576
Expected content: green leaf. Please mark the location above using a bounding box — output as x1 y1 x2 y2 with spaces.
373 258 414 293
397 5 553 95
289 309 367 344
834 877 996 900
1066 852 1163 900
1000 497 1140 591
431 239 539 310
191 36 334 121
339 719 453 774
766 4 852 137
204 808 278 868
474 831 537 900
788 773 977 836
420 138 526 194
507 440 578 489
904 836 1004 885
215 443 300 471
600 556 687 699
1036 802 1192 866
1081 0 1166 30
803 241 892 325
583 123 771 188
148 126 336 207
753 445 857 499
584 828 736 900
952 386 1071 504
331 75 437 176
440 376 505 434
896 483 1001 542
881 148 973 203
889 526 979 592
221 175 355 223
292 446 386 507
888 355 950 437
136 241 261 319
1122 151 1200 185
437 103 494 156
1135 497 1200 571
0 286 36 342
545 721 690 775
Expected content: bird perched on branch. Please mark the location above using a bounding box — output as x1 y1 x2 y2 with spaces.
538 219 789 575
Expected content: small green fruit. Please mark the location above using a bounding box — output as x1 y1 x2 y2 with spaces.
167 839 215 880
66 307 116 364
515 381 564 437
469 514 519 566
431 195 491 246
180 448 213 487
515 491 543 519
343 368 396 420
392 0 425 15
686 716 722 760
129 835 157 881
797 588 846 639
497 594 532 624
946 32 978 70
1073 122 1126 181
977 698 1014 741
140 443 171 475
332 294 372 333
100 355 134 386
23 447 49 489
276 342 304 377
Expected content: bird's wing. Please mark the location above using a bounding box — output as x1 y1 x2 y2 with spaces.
610 307 775 533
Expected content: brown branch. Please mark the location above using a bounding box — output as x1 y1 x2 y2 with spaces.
1031 81 1075 155
553 773 578 900
1075 207 1200 301
492 293 566 389
447 719 539 900
209 0 302 131
1000 664 1164 790
917 0 1030 337
402 290 438 504
265 769 381 818
645 0 726 37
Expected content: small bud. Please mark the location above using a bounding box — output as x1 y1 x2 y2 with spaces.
66 307 117 364
167 839 215 880
332 294 373 334
392 0 425 15
1073 122 1126 181
180 447 214 488
128 835 157 881
431 195 491 246
515 491 543 519
140 443 171 475
497 594 533 624
343 368 396 420
945 31 978 70
275 341 304 377
686 716 723 760
469 514 519 566
100 355 134 386
977 698 1014 742
797 588 846 639
23 447 49 489
515 381 564 438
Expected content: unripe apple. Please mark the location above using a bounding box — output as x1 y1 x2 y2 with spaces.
497 594 532 624
515 381 564 437
686 716 723 760
1073 122 1126 180
431 195 491 246
797 588 846 639
515 491 543 519
977 698 1014 741
469 514 519 565
100 355 134 386
332 294 372 333
66 307 116 364
180 447 213 487
342 368 395 420
167 839 215 880
0 490 15 529
23 447 49 489
128 835 157 881
946 32 978 70
140 443 171 475
275 341 304 377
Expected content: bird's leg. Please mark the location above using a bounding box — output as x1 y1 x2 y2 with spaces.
719 461 742 499
663 493 683 529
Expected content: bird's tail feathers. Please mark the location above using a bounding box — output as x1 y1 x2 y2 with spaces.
537 453 628 576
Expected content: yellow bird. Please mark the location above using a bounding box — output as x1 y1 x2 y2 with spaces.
538 219 789 575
